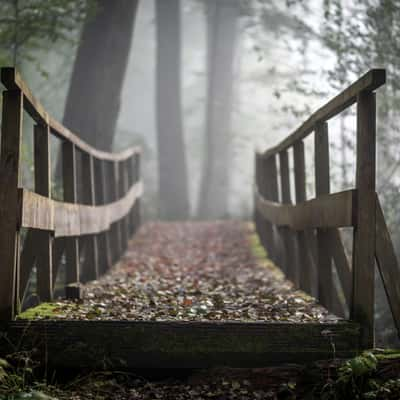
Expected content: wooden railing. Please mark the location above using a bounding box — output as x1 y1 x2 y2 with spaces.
0 67 142 320
255 69 400 348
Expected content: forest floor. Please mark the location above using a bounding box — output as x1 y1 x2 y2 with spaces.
20 221 338 323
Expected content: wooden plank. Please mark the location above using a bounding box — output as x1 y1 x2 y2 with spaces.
315 122 332 310
0 320 360 368
18 182 143 236
329 229 351 307
0 68 141 163
62 141 80 295
0 89 23 320
278 150 297 284
261 69 385 158
255 190 354 230
293 141 312 294
80 153 99 282
351 91 376 348
34 124 53 302
375 197 400 338
108 161 121 263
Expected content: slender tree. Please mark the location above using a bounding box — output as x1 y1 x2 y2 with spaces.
63 0 138 151
155 0 189 220
198 0 239 219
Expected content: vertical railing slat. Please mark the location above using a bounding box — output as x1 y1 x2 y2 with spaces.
34 123 53 301
315 122 332 310
62 141 80 299
81 152 99 282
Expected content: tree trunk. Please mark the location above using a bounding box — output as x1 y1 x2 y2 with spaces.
155 0 189 220
63 0 138 151
198 0 239 219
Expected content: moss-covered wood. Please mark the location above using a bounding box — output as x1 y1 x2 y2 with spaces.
0 320 359 369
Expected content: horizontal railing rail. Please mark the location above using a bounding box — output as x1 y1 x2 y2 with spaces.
0 67 143 320
255 69 400 349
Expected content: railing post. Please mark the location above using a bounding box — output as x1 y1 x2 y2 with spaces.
266 155 282 267
0 88 23 320
293 140 312 294
94 159 112 274
259 156 274 257
81 153 99 282
254 153 262 241
279 150 297 285
352 91 376 348
315 122 332 310
62 141 80 299
127 155 135 236
118 160 129 251
134 152 141 231
34 123 53 301
107 161 121 263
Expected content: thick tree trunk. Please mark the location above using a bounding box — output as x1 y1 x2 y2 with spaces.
155 0 189 220
198 0 239 219
63 0 138 151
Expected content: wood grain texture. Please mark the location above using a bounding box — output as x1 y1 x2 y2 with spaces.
0 320 360 369
255 189 354 231
18 182 143 237
351 91 376 349
315 122 332 310
0 89 23 320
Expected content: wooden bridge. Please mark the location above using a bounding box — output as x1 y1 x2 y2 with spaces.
0 67 398 369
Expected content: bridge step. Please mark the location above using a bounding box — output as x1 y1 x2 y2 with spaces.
1 320 359 369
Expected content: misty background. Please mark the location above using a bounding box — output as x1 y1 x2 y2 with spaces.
1 0 400 345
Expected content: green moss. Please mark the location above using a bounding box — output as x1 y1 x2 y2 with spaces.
17 303 61 320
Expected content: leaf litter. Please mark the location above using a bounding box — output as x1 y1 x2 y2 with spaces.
26 221 341 323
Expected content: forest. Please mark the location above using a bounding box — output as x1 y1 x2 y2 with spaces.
1 0 400 399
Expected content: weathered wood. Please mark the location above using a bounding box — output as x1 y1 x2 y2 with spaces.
0 89 23 320
351 91 376 348
117 161 129 251
261 69 385 158
107 161 121 263
329 229 351 307
278 150 297 284
1 68 141 163
293 141 312 294
94 159 112 274
375 197 400 338
18 182 143 237
34 124 53 302
315 122 332 310
266 156 280 265
19 230 37 302
0 320 360 369
80 153 99 282
62 141 80 295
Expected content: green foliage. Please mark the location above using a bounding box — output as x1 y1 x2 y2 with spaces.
0 0 96 70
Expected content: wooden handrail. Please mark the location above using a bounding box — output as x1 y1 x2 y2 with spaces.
260 68 385 159
0 68 143 320
254 69 400 349
1 67 140 162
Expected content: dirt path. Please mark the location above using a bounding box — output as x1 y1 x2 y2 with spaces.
22 221 339 323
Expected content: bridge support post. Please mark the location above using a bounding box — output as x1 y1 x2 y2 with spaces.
0 89 23 320
351 91 376 348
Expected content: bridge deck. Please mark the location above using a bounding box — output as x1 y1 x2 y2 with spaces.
1 222 359 368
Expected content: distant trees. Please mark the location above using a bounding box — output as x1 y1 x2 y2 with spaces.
0 0 93 69
63 0 139 151
155 0 190 220
198 0 239 219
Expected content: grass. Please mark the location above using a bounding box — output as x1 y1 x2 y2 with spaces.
17 303 61 320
